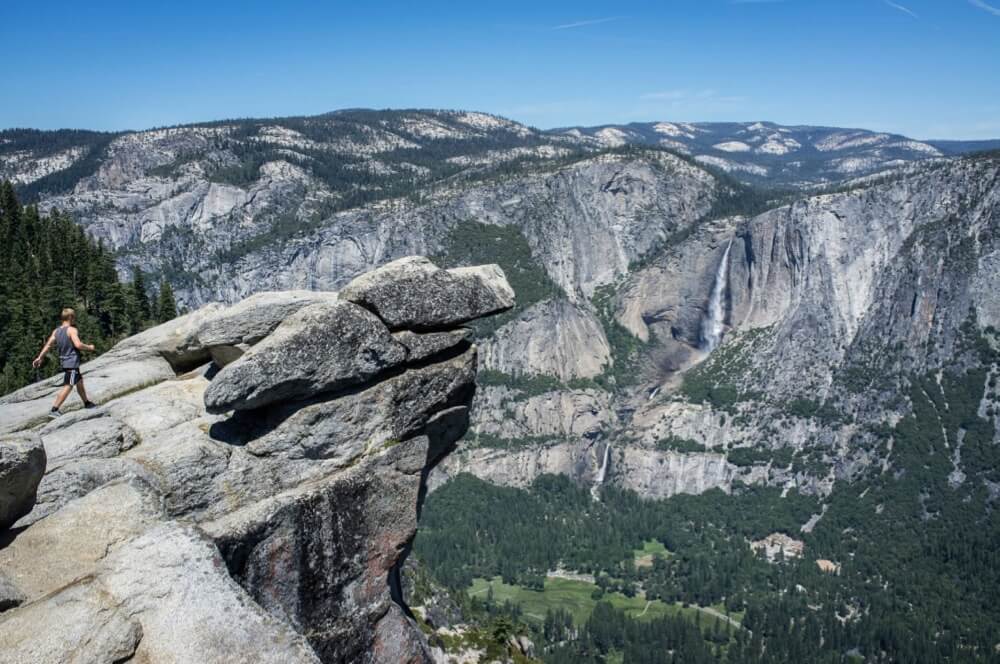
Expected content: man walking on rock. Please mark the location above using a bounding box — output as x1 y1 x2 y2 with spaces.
32 308 98 417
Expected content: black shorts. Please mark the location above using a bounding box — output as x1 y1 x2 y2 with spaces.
62 368 83 386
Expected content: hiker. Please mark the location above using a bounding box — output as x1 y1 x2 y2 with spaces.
32 308 98 416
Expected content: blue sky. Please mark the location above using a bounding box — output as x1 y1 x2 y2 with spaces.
3 0 999 139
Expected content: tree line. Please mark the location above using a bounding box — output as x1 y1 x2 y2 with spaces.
0 181 178 395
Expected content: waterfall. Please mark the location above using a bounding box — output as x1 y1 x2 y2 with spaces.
591 445 612 500
700 239 733 353
595 445 611 484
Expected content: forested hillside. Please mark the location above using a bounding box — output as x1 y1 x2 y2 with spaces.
0 182 177 394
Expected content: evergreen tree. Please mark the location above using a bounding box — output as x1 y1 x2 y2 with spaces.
0 181 163 396
130 266 152 324
156 280 177 322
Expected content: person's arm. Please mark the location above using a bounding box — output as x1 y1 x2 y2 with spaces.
32 331 56 368
68 327 96 353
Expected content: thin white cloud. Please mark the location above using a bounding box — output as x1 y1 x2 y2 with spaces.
969 0 1000 16
640 89 728 101
883 0 918 18
637 89 747 110
640 90 690 101
552 16 622 30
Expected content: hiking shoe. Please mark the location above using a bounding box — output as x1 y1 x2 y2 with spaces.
48 409 61 419
83 401 98 409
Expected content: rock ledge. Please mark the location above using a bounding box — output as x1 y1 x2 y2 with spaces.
0 257 512 664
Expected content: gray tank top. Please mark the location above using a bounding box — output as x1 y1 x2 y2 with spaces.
55 327 81 369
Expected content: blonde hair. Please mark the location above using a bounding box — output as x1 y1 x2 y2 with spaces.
61 308 76 324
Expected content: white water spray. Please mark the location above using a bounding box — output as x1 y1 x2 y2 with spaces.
700 239 733 353
595 445 611 484
591 445 612 499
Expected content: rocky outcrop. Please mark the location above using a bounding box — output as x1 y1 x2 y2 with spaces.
0 258 511 663
204 301 408 412
0 433 45 529
340 257 515 330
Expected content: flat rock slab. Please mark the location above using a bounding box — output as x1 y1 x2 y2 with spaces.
40 413 138 468
16 456 156 529
340 256 514 330
204 301 407 413
0 478 165 602
0 432 45 530
0 355 175 435
194 290 339 348
101 375 210 438
0 579 143 664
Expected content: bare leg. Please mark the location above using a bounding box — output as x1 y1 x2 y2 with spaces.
75 379 90 404
52 385 73 410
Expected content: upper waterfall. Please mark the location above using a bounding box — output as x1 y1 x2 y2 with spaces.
700 239 733 353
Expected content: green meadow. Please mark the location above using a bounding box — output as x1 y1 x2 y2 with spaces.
468 575 740 629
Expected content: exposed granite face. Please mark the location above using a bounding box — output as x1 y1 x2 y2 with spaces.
0 432 45 529
480 298 611 381
618 158 1000 398
0 258 511 663
467 386 614 442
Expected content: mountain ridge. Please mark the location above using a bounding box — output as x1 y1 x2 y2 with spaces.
4 109 997 203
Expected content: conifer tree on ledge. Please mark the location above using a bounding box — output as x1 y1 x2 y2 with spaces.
0 181 178 395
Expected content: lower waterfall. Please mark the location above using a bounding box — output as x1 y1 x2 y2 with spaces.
591 445 611 500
